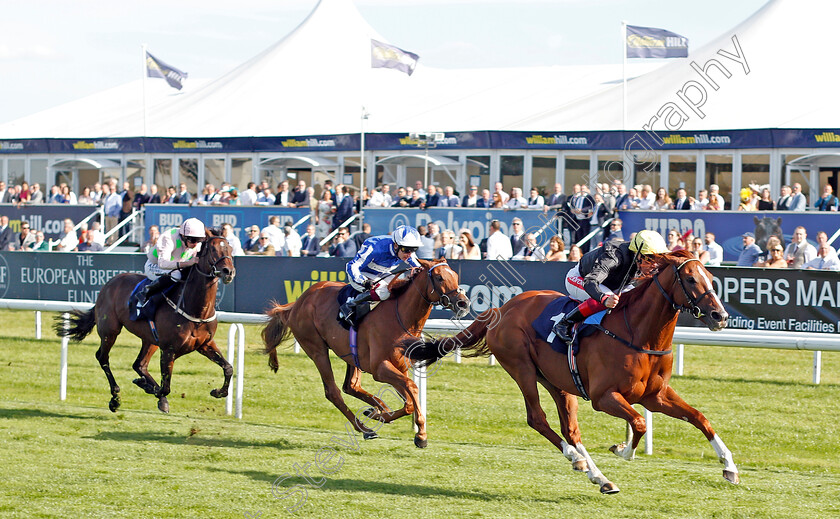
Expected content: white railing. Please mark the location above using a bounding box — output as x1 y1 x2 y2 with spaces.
3 298 836 454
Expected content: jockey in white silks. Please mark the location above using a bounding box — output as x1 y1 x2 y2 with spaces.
136 217 206 307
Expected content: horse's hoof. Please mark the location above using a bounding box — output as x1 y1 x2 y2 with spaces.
572 460 588 472
609 442 625 454
210 389 227 399
363 431 379 440
600 482 620 494
108 397 120 413
414 436 428 449
723 470 740 484
158 398 170 414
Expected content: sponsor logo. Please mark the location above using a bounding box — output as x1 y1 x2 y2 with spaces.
72 140 119 150
661 134 731 145
0 141 24 151
0 255 8 298
172 140 223 149
525 134 587 145
627 35 687 49
285 270 347 302
281 138 336 148
814 131 840 143
399 136 457 146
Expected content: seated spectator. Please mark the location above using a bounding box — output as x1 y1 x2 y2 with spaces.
75 231 104 252
505 187 528 210
737 232 762 266
55 218 78 252
803 245 840 271
245 233 275 256
512 233 546 261
527 188 545 209
457 230 481 260
687 236 710 264
221 223 244 256
476 188 492 208
653 187 671 210
462 185 480 207
754 243 786 268
31 231 49 251
567 244 583 262
300 225 320 257
422 185 440 208
143 225 160 253
439 186 460 207
814 184 839 211
330 227 356 258
16 221 36 250
392 187 410 207
407 189 424 208
242 225 260 251
544 235 567 261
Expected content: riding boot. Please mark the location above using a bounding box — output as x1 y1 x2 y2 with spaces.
137 275 176 307
340 290 376 319
552 305 586 343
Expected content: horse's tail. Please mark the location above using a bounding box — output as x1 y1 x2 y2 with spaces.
401 308 500 367
54 308 97 342
261 301 295 373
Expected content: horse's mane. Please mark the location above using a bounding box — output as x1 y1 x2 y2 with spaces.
613 249 694 311
387 258 446 297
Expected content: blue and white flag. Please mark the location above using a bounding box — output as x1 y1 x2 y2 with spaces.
626 25 688 58
371 39 419 76
145 51 188 90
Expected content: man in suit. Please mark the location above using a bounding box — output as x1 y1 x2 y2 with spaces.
613 183 631 212
423 185 440 208
789 183 807 211
673 188 691 210
462 185 480 207
0 216 13 250
174 183 191 204
776 185 791 210
300 225 320 257
0 182 11 204
353 223 371 250
440 186 460 207
475 188 492 208
332 185 355 231
570 185 595 252
509 218 526 256
28 183 44 204
331 227 357 258
292 180 310 208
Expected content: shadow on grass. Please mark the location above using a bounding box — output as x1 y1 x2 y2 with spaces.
0 407 113 421
213 468 597 504
679 374 839 389
87 430 299 450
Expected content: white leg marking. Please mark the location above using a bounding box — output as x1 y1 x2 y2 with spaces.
576 442 613 488
710 434 739 473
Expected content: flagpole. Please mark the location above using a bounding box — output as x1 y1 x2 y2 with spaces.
141 43 148 137
622 21 627 133
360 106 369 227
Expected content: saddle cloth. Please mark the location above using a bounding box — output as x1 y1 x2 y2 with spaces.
531 295 606 355
336 284 375 330
128 278 176 322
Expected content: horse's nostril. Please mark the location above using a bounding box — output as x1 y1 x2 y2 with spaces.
710 311 722 321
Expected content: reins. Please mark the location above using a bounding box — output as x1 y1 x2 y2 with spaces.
173 236 231 323
399 262 464 339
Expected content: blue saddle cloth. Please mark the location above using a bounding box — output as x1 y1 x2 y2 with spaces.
531 295 605 355
128 278 175 322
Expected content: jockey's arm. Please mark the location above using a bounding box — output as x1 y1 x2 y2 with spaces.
583 251 621 304
346 243 374 287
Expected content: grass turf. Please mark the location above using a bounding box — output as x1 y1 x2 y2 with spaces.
1 309 838 518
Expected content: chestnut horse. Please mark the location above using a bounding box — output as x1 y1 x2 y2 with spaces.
55 230 235 414
262 259 470 447
403 250 739 493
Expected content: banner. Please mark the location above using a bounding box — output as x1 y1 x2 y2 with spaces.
371 39 419 76
146 51 188 90
626 25 689 58
143 204 310 242
0 204 100 239
617 210 837 262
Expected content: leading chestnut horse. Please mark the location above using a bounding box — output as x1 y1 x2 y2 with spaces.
55 229 235 414
262 259 470 448
403 250 739 493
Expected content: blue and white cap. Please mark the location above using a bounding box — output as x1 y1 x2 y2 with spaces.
391 225 423 248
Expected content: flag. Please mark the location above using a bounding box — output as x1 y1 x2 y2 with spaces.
626 25 688 58
371 39 419 76
145 51 188 90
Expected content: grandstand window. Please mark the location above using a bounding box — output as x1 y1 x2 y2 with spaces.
596 154 624 187
126 159 145 192
466 155 490 192
500 155 524 193
204 158 225 191
231 158 253 192
30 159 48 190
633 153 661 188
704 154 733 209
179 159 198 198
8 159 24 187
154 159 173 194
531 156 556 196
742 154 770 195
564 155 590 190
669 154 697 199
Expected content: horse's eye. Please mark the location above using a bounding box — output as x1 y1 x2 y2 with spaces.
686 277 697 284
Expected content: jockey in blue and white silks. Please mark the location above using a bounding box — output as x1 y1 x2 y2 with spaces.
341 225 422 317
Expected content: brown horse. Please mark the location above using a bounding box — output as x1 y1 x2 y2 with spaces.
262 259 470 447
55 229 235 414
402 250 739 493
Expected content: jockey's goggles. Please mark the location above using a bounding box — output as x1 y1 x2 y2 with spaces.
397 245 418 254
183 236 203 246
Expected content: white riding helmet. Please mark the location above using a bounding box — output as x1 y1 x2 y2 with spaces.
629 230 669 255
179 218 206 239
391 225 423 249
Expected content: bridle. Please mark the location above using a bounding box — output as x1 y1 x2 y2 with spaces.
652 258 716 319
414 262 466 312
192 236 233 280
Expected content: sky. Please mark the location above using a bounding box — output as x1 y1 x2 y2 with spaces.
0 0 769 124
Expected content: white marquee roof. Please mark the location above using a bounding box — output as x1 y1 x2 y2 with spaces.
0 0 830 140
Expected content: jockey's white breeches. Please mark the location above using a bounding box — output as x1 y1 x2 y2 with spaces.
349 271 396 300
144 260 183 281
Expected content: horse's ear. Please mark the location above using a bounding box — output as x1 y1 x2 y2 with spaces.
208 227 223 237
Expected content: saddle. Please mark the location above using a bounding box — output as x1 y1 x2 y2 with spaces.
336 284 375 330
531 295 604 355
128 279 176 323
